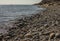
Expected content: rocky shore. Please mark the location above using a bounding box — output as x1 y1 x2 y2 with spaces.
0 0 60 41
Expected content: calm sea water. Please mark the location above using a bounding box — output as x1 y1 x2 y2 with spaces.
0 5 44 23
0 5 45 34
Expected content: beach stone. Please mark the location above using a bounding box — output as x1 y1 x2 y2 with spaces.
25 32 32 38
55 33 60 38
49 33 55 39
42 32 50 35
44 24 49 27
19 34 24 39
4 36 11 39
42 31 54 35
14 36 21 41
49 3 54 6
42 4 49 7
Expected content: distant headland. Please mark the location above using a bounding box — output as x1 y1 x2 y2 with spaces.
35 0 60 5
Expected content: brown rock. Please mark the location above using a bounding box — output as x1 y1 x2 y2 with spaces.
44 4 49 7
25 32 32 38
49 33 55 39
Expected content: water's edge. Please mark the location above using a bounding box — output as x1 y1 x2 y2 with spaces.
0 5 46 35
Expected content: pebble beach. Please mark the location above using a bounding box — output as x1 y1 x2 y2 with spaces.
0 0 60 41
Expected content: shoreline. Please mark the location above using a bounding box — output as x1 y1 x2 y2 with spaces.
0 6 47 41
0 6 46 35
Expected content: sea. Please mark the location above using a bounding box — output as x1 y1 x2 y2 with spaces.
0 5 44 23
0 5 45 34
